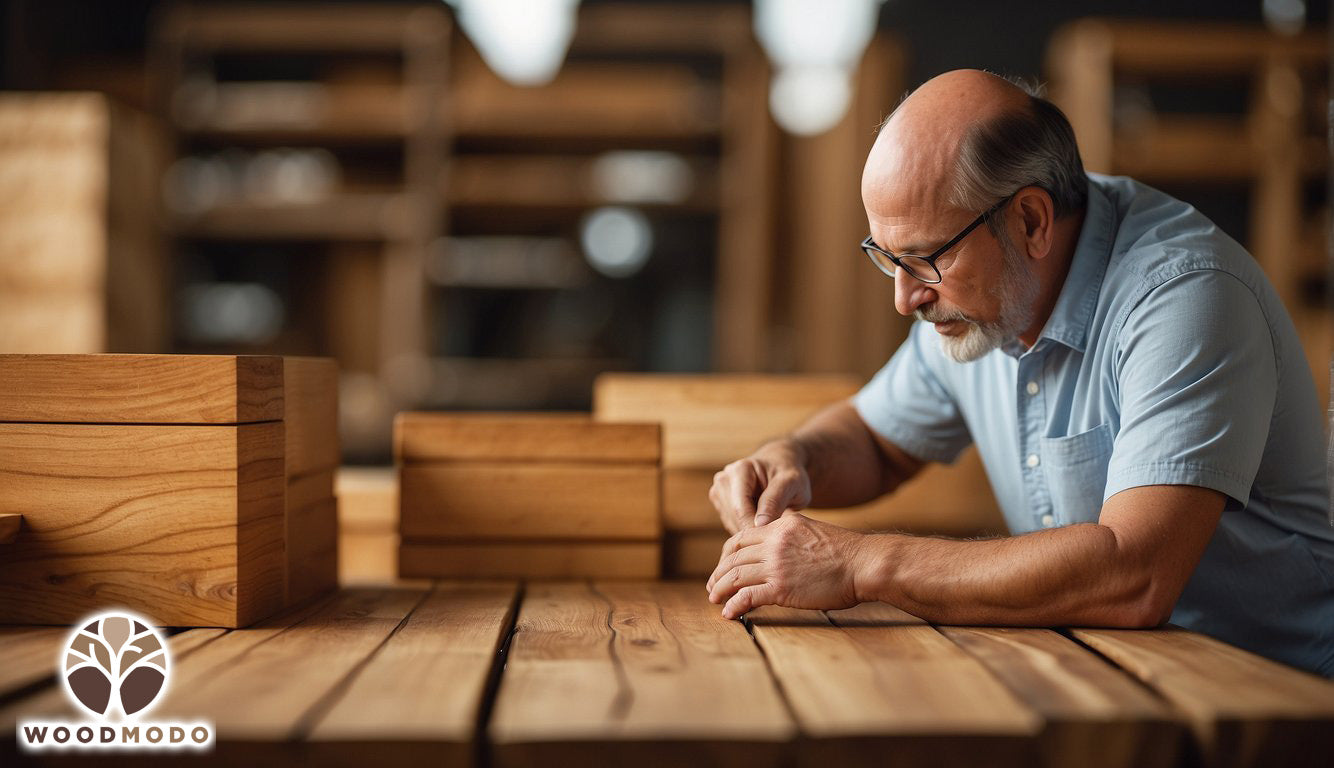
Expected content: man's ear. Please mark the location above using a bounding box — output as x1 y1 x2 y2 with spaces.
1014 186 1055 260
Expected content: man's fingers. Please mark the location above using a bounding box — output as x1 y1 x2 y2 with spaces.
705 539 766 592
753 475 797 527
722 583 779 620
727 462 760 530
708 563 769 605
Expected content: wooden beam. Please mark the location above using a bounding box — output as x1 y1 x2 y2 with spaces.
489 581 795 767
284 357 340 479
0 354 282 424
399 541 659 580
1072 627 1334 767
400 464 659 541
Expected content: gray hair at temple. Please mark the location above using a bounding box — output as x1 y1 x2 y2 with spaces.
884 74 1090 227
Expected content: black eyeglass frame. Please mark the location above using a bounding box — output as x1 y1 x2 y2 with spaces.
861 193 1015 284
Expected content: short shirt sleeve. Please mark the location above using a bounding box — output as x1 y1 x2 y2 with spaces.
853 320 972 463
1105 269 1276 507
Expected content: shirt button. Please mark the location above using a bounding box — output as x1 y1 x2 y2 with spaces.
1025 453 1040 468
1026 381 1040 396
1041 513 1055 528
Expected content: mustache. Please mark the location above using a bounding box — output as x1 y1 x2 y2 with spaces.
915 304 975 325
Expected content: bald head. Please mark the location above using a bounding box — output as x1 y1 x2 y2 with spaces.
863 70 1033 217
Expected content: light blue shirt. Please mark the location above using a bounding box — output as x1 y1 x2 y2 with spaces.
854 174 1334 676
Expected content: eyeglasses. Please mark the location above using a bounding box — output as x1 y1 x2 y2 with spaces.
860 194 1014 284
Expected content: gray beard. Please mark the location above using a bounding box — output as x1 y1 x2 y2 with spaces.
915 229 1039 363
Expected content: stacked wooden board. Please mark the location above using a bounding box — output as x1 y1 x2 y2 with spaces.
593 374 1008 577
395 413 662 578
0 92 166 354
0 354 338 627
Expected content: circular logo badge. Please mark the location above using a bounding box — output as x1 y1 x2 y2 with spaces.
62 612 170 719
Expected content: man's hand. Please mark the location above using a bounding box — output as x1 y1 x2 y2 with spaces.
705 512 876 619
708 439 813 534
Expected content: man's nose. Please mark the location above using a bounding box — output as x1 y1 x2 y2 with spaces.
894 271 937 316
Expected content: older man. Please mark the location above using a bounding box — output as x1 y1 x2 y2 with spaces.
706 69 1333 676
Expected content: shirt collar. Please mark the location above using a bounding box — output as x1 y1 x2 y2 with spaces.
1003 178 1114 358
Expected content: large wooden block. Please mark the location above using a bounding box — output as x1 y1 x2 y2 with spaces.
0 353 340 625
400 542 659 579
395 412 661 580
401 463 659 540
0 421 285 627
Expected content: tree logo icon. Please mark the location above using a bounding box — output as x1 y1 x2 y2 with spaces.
61 612 170 720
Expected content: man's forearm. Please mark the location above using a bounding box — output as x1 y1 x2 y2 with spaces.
856 523 1167 627
785 401 910 508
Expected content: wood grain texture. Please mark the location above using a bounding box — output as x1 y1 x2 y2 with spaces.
0 422 286 627
306 582 518 767
664 455 1006 536
943 628 1183 768
0 513 19 544
395 412 660 464
750 606 1041 766
149 588 425 763
0 354 282 423
490 581 794 767
284 356 340 477
288 497 338 606
399 541 659 579
400 463 660 540
1072 627 1334 768
592 373 859 468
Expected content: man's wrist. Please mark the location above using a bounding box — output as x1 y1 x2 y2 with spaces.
852 532 901 604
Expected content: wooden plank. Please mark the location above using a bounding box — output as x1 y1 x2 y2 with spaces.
1072 627 1334 768
0 354 282 424
288 468 335 513
664 454 1007 536
340 530 399 585
943 628 1183 768
147 588 427 762
0 422 285 628
593 373 861 468
400 541 659 580
288 497 338 607
400 464 660 541
750 605 1041 766
336 466 396 533
663 530 727 578
395 413 660 465
489 581 794 766
160 3 446 53
305 582 518 767
284 357 340 478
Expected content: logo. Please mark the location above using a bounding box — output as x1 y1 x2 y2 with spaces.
17 611 214 752
63 613 168 718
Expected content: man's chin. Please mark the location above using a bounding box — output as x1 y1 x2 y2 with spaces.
937 324 1004 363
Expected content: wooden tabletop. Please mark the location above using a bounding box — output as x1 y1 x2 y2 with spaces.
2 582 1333 767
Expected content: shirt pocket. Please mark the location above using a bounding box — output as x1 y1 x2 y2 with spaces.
1040 423 1114 525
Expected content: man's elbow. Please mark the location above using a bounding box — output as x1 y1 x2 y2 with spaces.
1109 578 1179 628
